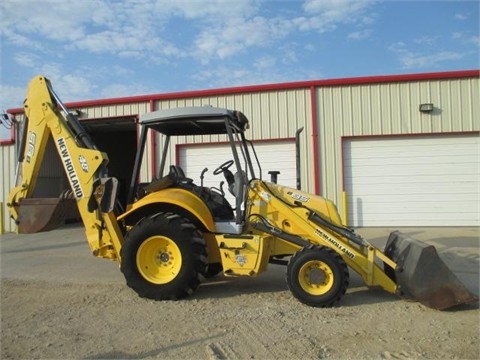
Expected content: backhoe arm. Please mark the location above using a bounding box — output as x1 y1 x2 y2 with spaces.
7 75 123 261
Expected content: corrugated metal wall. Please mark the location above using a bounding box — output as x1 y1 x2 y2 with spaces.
81 103 150 119
1 74 478 232
1 138 17 232
317 77 480 213
153 89 314 190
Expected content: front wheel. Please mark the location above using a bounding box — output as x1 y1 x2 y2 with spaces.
120 212 208 300
286 245 349 307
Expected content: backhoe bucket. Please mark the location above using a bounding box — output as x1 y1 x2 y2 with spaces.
384 231 478 310
14 198 78 233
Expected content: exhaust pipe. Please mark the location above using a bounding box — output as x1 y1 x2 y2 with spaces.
295 127 304 190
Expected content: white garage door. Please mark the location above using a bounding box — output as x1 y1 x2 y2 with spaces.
344 135 480 227
179 141 296 206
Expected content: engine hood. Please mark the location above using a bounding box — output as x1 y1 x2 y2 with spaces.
260 182 344 227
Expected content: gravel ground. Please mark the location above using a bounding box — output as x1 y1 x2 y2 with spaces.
1 226 479 359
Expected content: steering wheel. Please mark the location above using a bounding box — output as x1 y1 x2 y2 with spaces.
213 160 234 175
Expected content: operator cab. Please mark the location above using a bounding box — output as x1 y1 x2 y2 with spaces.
127 106 259 234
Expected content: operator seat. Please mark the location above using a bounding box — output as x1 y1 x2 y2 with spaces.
229 171 246 199
169 165 186 178
142 165 189 194
229 170 247 215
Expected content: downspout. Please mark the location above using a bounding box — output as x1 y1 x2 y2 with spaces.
341 137 348 226
149 99 156 178
295 127 304 190
310 86 320 195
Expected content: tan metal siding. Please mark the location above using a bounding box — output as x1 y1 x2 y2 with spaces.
152 89 315 192
317 77 480 217
1 143 17 232
2 75 477 231
81 103 149 119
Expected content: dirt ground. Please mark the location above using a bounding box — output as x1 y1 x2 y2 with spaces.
1 226 479 359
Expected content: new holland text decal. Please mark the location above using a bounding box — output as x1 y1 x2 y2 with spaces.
57 137 84 198
315 228 355 259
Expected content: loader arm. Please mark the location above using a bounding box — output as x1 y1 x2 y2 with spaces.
7 75 124 261
246 180 397 294
246 180 478 309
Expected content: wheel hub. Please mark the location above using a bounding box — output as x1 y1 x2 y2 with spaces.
136 235 182 284
299 260 334 295
159 251 170 263
307 266 328 286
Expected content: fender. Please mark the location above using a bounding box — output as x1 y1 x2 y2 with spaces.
118 187 215 232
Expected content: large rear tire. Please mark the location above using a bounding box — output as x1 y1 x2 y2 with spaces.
286 245 349 307
120 212 208 300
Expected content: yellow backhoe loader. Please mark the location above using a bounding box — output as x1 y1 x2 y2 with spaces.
7 75 478 310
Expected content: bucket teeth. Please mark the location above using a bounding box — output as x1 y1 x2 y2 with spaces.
384 231 478 310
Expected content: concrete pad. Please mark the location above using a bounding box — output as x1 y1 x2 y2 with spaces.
1 225 478 297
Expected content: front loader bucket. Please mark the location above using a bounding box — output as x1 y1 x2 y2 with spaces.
14 198 78 233
384 231 478 310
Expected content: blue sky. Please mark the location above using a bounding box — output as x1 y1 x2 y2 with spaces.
0 0 478 117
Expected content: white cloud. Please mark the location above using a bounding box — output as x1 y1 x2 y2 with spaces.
400 51 464 69
193 15 292 63
451 32 480 47
0 85 26 111
452 32 463 39
13 52 41 68
0 1 97 42
160 0 258 19
298 0 376 33
25 63 97 102
348 29 372 40
454 13 468 21
1 0 378 68
192 64 323 90
388 38 465 69
388 41 407 53
413 36 439 46
1 0 475 111
0 0 179 60
254 56 277 69
469 36 480 47
100 83 156 99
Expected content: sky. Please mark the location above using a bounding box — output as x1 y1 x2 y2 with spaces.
0 0 479 139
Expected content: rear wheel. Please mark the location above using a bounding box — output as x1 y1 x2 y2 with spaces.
120 212 208 300
286 245 349 307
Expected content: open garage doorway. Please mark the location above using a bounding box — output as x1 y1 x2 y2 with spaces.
82 116 138 209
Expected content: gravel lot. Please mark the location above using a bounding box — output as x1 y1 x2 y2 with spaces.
1 225 479 359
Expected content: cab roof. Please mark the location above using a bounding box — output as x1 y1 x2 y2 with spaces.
139 106 249 136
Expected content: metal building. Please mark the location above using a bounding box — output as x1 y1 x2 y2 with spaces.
1 70 479 232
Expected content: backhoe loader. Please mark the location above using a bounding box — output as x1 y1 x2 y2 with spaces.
7 75 478 310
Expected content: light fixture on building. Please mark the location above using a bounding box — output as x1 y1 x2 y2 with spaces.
419 103 434 113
